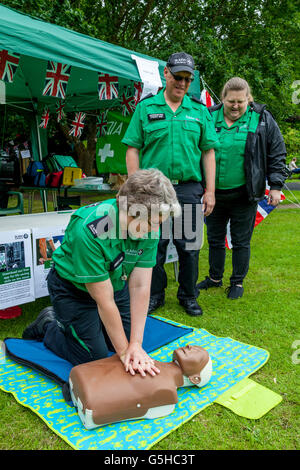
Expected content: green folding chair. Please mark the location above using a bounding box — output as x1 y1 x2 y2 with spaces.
0 191 24 216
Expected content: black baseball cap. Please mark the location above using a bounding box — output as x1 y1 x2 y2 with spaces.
166 52 195 76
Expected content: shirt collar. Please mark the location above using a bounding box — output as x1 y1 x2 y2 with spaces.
216 105 250 126
151 87 192 110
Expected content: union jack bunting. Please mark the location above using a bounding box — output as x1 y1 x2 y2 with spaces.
39 107 50 129
98 72 118 100
225 186 285 249
56 99 65 122
0 49 20 83
69 112 86 138
121 90 135 116
43 61 71 99
96 111 108 138
133 82 143 105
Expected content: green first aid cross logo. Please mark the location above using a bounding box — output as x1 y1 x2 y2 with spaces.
98 143 114 163
96 110 131 174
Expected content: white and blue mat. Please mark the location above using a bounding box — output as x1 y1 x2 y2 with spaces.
0 316 274 450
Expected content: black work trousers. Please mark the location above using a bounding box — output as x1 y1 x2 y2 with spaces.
206 189 257 285
150 181 204 301
44 267 131 365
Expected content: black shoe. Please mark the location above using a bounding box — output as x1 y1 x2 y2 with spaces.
197 276 223 291
148 297 165 315
22 306 55 340
226 284 244 300
179 298 203 316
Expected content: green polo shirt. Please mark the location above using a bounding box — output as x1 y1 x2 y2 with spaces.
52 199 159 293
212 105 260 190
122 89 219 182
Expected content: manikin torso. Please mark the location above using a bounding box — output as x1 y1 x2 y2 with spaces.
69 345 212 430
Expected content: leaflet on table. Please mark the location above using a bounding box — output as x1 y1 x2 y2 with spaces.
32 226 67 298
0 229 34 309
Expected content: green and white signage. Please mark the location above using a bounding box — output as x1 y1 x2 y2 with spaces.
95 110 131 175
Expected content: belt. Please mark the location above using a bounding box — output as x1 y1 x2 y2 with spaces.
215 185 246 194
172 179 199 185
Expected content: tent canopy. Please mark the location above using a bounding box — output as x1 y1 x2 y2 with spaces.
0 3 201 113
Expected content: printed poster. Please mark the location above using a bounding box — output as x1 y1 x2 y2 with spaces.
0 229 34 309
32 225 67 298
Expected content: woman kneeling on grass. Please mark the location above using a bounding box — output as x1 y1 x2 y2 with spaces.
22 169 181 377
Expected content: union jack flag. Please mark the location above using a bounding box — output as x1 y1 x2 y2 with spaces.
96 111 108 138
43 61 71 99
134 82 143 106
121 90 135 116
56 99 65 122
98 72 118 100
69 112 86 138
0 49 20 83
225 186 285 249
39 107 50 129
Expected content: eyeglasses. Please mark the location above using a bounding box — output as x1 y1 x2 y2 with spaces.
169 70 194 83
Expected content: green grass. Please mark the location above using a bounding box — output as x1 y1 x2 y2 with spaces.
282 181 300 206
0 201 300 450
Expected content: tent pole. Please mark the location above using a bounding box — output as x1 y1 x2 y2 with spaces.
35 113 48 212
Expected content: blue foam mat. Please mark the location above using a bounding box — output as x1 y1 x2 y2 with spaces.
0 316 269 450
4 316 192 384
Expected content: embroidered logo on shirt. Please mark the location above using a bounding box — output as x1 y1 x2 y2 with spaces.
87 215 113 238
147 113 166 121
185 115 200 121
138 249 144 255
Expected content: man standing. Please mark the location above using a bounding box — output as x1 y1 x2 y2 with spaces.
122 52 219 316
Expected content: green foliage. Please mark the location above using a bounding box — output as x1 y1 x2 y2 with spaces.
282 126 300 161
2 0 299 126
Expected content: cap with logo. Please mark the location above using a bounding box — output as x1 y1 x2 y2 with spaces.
166 52 195 76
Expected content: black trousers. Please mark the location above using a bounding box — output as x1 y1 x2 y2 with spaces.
44 267 131 365
150 181 204 301
206 189 257 285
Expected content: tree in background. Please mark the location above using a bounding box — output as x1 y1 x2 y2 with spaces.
2 0 299 168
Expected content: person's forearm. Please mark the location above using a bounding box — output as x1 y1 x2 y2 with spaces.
126 146 140 176
129 286 149 344
98 300 129 356
128 268 152 344
202 148 216 192
86 281 128 357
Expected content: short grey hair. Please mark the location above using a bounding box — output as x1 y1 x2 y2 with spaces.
117 169 181 218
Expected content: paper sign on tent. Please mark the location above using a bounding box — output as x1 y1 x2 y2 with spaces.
131 55 162 99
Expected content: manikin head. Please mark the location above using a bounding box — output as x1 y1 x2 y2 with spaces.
173 345 212 388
